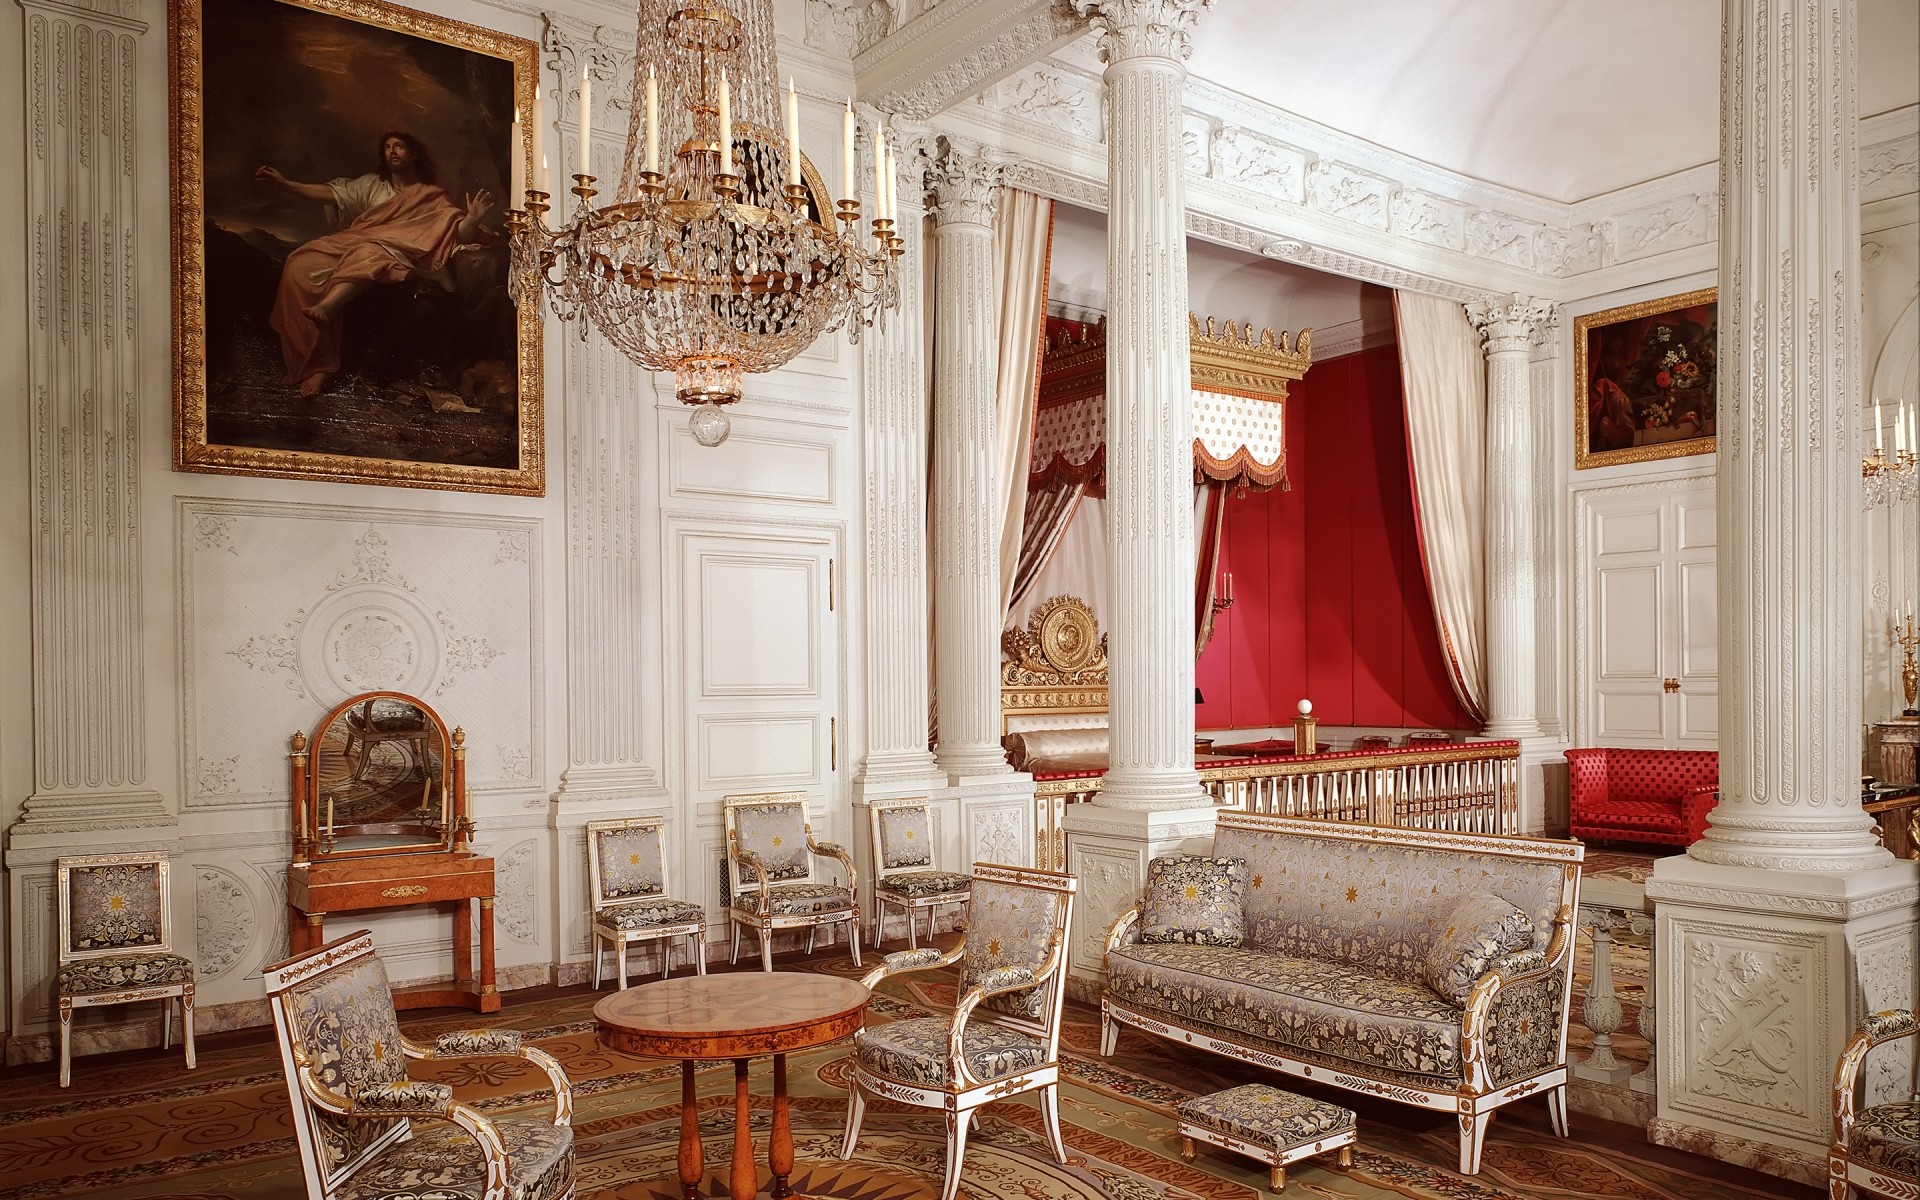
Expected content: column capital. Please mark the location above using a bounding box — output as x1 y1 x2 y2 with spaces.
927 134 1010 228
1466 294 1557 357
1071 0 1213 65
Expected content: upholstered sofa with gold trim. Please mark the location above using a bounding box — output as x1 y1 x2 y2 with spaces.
1100 812 1582 1176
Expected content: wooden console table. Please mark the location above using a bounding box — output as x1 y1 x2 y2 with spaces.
286 849 498 1012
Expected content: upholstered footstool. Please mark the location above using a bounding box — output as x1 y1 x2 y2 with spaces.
1176 1084 1356 1191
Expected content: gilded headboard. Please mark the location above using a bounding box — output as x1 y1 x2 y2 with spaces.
1000 595 1110 735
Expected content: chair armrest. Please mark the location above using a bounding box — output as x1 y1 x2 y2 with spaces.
1681 785 1719 842
1103 904 1142 971
404 1028 575 1128
859 943 963 990
808 837 859 897
734 848 774 914
1833 1008 1917 1144
1460 906 1573 1091
349 1079 455 1116
949 934 1063 1089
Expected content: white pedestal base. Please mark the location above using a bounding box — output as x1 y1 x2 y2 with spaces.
1646 854 1919 1186
1060 802 1220 999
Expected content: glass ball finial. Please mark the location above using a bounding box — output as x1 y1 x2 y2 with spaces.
689 403 731 448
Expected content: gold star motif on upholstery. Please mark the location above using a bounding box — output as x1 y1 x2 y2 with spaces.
1251 874 1263 889
988 938 1002 956
1345 887 1358 903
629 853 641 865
772 837 783 847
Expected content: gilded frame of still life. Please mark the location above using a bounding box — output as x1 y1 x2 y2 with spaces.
1574 288 1718 470
171 0 543 494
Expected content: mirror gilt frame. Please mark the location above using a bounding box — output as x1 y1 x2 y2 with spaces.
290 690 466 863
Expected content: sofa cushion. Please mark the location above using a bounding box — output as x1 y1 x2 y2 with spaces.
1572 799 1685 833
1140 856 1248 948
1420 892 1534 1004
1214 823 1563 979
1106 943 1463 1080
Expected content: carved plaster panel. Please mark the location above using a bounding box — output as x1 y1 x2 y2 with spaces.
990 65 1099 142
179 500 543 807
1210 128 1305 205
494 838 540 943
1304 160 1391 231
856 0 1085 120
1387 188 1468 252
964 797 1031 867
1847 921 1919 1108
1664 918 1831 1145
1066 842 1141 978
193 864 254 979
1604 193 1717 264
1861 133 1919 205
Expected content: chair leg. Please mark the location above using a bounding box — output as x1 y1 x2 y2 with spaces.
807 926 817 955
840 1076 867 1159
593 936 605 989
1458 1108 1493 1175
847 916 861 967
160 998 172 1050
906 903 918 950
181 986 197 1071
58 997 73 1088
1546 1084 1569 1138
694 929 709 976
731 922 742 965
942 1108 973 1200
617 940 630 991
1039 1084 1067 1163
760 926 774 973
661 935 674 979
1100 1013 1119 1057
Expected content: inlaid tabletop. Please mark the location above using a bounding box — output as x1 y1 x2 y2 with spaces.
594 971 870 1059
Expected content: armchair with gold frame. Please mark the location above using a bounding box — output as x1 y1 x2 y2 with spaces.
722 790 861 971
1830 1007 1917 1200
840 862 1077 1200
264 929 576 1200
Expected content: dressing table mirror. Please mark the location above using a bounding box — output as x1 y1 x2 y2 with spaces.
285 690 499 1012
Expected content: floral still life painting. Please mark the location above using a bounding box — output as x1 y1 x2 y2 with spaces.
1574 288 1717 470
171 0 542 494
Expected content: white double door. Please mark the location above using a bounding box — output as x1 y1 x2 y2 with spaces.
669 519 842 822
1578 478 1718 748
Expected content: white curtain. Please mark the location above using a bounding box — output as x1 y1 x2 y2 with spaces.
1008 494 1108 634
994 190 1055 614
1394 290 1488 724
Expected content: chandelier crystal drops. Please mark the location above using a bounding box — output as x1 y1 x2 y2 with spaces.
1862 399 1918 510
507 0 902 447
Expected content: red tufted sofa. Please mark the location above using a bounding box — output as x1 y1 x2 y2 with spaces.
1564 748 1719 847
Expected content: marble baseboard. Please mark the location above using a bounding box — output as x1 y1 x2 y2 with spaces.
1568 1076 1655 1126
1647 1117 1824 1188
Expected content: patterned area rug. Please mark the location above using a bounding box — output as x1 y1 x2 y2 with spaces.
0 941 1809 1200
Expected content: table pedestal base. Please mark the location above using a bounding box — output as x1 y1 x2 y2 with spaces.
676 1055 798 1200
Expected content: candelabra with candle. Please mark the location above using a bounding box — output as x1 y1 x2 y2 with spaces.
508 0 902 448
1898 610 1918 717
1862 398 1919 509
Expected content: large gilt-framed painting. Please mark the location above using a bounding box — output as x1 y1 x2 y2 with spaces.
1574 288 1717 470
171 0 543 494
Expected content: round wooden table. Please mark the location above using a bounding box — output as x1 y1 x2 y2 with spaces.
594 972 870 1200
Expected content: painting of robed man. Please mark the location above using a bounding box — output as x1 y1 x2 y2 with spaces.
172 0 543 494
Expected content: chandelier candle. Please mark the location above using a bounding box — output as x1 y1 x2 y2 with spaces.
506 0 902 449
842 102 855 203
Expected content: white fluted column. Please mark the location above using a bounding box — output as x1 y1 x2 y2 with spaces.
928 135 1012 780
1688 0 1884 872
1646 0 1915 1182
1467 295 1553 741
1077 0 1211 811
859 127 944 789
15 0 166 833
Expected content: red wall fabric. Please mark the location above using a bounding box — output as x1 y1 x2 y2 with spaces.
1196 344 1475 732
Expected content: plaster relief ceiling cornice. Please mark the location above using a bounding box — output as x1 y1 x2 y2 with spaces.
854 0 1085 119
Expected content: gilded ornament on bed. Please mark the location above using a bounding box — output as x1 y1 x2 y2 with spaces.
1000 595 1108 686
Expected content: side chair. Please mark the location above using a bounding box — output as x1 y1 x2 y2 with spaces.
265 929 576 1200
54 850 196 1088
841 862 1077 1200
586 816 708 988
866 796 970 949
723 790 861 971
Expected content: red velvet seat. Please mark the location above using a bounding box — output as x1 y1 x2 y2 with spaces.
1564 747 1719 848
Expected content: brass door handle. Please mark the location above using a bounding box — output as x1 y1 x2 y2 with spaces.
1663 677 1680 693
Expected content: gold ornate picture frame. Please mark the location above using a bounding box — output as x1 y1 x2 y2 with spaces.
1573 287 1717 470
170 0 543 494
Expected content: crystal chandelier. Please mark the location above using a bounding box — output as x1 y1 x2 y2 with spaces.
1862 399 1918 510
508 0 902 447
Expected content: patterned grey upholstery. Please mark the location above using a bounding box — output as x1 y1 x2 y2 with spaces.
56 953 194 994
731 883 853 916
332 1118 574 1200
876 806 934 868
959 876 1061 1020
853 1016 1048 1088
602 899 706 930
879 870 971 898
594 826 666 899
1178 1084 1355 1154
731 804 812 882
66 863 164 953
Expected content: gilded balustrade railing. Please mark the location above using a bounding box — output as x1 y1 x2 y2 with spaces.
1029 741 1521 871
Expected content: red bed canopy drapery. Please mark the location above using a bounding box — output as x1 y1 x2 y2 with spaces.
1029 314 1315 492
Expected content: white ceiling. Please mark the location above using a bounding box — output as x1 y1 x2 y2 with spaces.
1184 0 1919 204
